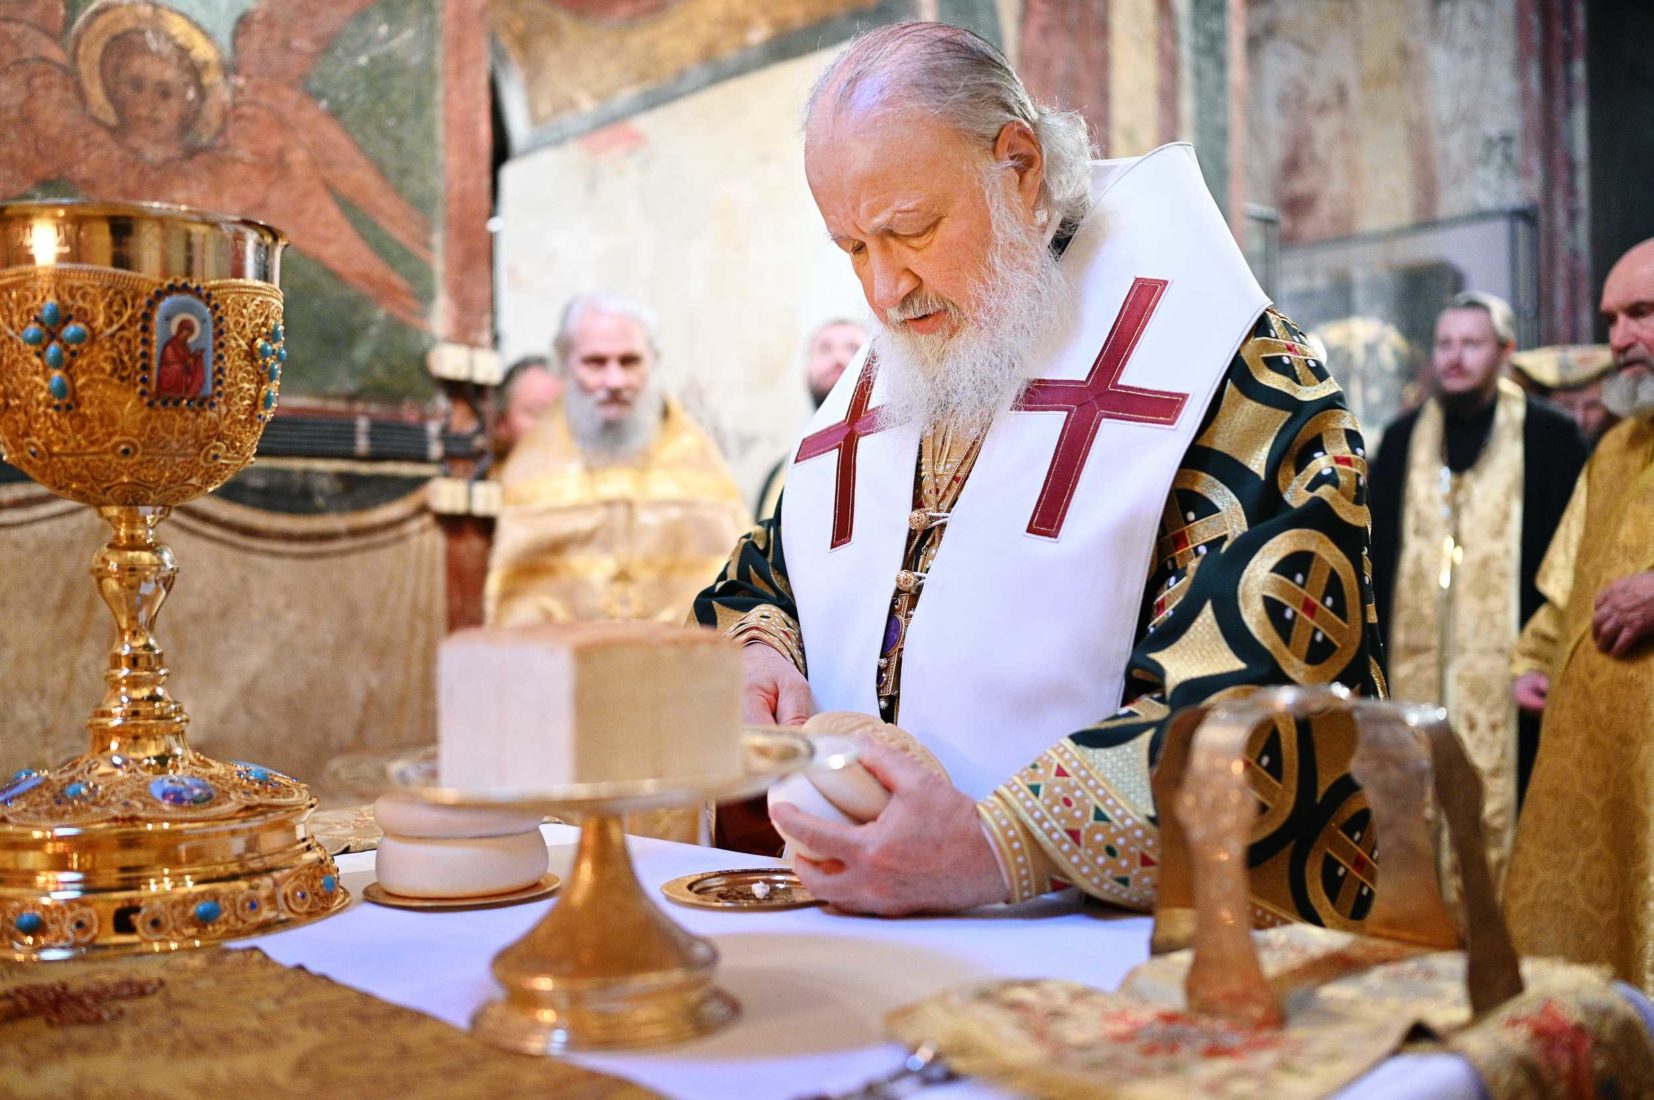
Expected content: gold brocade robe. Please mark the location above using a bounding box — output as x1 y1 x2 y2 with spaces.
1388 381 1525 892
1505 416 1654 987
486 398 750 627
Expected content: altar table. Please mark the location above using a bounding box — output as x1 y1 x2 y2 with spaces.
249 824 1516 1099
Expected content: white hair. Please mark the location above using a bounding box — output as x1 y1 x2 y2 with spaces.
871 160 1071 431
1443 291 1517 347
552 292 661 369
805 22 1096 237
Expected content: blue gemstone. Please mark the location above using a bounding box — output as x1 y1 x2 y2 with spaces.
258 341 273 358
275 346 287 363
10 769 38 780
0 773 42 804
272 323 284 342
263 390 276 410
321 874 337 893
44 343 63 369
267 363 280 383
40 301 60 327
149 775 215 806
48 373 69 401
194 900 222 924
61 323 88 345
247 899 259 911
64 782 88 798
15 911 43 935
21 324 45 346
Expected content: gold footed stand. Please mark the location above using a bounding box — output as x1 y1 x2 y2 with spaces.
427 731 816 1052
0 200 347 959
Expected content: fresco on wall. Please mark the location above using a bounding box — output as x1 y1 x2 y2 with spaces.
1246 0 1525 245
0 0 441 400
492 0 881 142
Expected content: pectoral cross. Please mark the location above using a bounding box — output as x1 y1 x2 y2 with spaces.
1013 278 1189 538
794 359 891 548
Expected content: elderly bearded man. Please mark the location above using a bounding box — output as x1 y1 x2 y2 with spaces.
1505 239 1654 989
695 23 1384 919
488 293 749 626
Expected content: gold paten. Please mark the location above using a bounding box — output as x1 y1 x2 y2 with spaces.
419 729 816 1053
362 874 561 912
0 200 347 961
660 868 818 912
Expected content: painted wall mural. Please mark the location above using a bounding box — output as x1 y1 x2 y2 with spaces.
0 0 444 400
491 0 885 147
1246 0 1527 245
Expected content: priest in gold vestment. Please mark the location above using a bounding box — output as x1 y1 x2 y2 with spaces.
1368 293 1586 891
487 293 749 627
1506 240 1654 989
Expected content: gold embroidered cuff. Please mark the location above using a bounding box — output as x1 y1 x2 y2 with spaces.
725 605 807 675
978 792 1052 904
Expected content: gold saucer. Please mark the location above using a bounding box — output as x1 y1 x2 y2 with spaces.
362 874 560 911
661 868 819 911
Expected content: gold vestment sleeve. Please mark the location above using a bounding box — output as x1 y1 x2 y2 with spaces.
1511 473 1588 678
724 604 807 675
978 790 1058 904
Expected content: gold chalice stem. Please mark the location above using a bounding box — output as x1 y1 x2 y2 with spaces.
86 504 190 767
475 810 737 1052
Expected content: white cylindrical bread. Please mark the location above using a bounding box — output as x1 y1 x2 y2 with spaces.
372 793 544 839
767 770 857 862
374 832 550 898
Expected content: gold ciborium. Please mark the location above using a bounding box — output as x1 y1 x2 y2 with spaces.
0 200 347 960
421 729 822 1053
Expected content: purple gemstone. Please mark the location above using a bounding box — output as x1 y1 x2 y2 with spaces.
882 613 902 654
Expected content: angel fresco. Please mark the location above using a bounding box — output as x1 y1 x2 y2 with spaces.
0 0 432 329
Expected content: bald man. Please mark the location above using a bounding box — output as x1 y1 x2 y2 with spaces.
1505 238 1654 989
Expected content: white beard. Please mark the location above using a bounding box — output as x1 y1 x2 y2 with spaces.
869 181 1071 433
1602 368 1654 421
563 380 664 463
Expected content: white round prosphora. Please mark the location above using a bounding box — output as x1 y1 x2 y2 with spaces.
768 770 859 861
372 792 545 839
800 734 893 821
766 714 953 866
374 832 550 899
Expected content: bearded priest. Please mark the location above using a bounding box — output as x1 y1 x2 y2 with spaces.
695 22 1385 920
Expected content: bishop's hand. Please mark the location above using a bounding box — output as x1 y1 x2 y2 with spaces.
1592 570 1654 657
773 742 1010 916
741 642 812 726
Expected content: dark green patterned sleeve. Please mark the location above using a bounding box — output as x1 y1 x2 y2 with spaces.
692 507 805 670
979 311 1387 926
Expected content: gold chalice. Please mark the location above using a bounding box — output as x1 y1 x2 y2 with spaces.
0 200 347 960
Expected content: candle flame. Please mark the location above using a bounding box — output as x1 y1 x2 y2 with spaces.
29 221 58 266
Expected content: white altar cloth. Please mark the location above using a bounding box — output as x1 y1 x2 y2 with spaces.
250 824 1487 1099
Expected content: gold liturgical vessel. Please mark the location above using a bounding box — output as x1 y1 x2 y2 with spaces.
0 200 347 960
423 730 817 1053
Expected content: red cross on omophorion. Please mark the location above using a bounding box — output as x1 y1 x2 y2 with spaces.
794 358 890 548
1013 277 1188 539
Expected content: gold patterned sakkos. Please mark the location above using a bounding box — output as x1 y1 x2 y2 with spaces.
0 200 344 960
